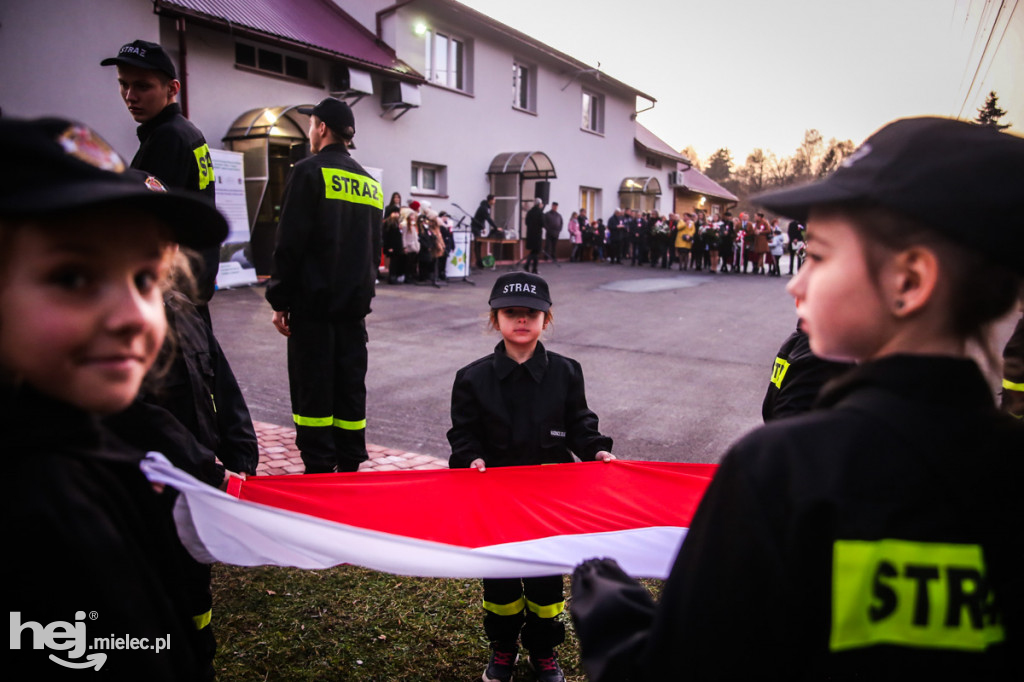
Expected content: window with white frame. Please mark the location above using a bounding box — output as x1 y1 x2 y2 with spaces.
411 162 446 195
424 29 467 91
582 89 604 134
513 61 535 112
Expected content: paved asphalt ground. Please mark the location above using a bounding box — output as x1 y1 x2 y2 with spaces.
211 260 1017 467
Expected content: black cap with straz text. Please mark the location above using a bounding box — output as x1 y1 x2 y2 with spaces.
101 40 178 80
489 272 552 311
753 116 1024 274
0 117 227 249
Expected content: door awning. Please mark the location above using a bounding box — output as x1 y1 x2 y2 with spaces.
223 106 310 141
619 176 661 195
487 151 556 179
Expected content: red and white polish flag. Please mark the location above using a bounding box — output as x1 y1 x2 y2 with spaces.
142 455 715 579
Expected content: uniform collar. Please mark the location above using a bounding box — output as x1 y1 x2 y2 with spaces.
136 102 182 142
493 340 549 382
816 354 995 411
319 142 350 156
2 384 141 464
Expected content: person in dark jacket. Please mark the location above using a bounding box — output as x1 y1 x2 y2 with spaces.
524 198 545 274
449 272 614 682
105 272 259 676
102 39 221 324
571 116 1024 681
472 194 499 268
266 98 383 473
543 201 563 262
2 116 228 678
787 218 805 274
762 324 854 421
1000 305 1024 418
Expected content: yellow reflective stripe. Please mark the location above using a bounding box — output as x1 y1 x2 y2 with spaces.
193 609 212 630
294 415 367 430
321 168 384 209
831 539 1004 653
770 356 791 389
526 599 565 619
293 414 333 427
1002 378 1024 392
193 143 214 190
482 597 526 616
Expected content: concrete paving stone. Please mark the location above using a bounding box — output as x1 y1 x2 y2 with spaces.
262 446 288 454
283 463 305 474
264 452 291 462
367 464 400 471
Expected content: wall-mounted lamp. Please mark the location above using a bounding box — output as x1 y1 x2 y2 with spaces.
414 21 428 36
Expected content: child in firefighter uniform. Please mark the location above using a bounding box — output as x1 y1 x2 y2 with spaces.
448 272 614 682
3 117 228 678
571 117 1023 681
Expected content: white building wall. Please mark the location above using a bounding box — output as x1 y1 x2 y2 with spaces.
0 0 160 159
0 0 660 235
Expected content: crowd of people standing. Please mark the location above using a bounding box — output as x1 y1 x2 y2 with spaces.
565 207 806 276
382 192 456 284
378 198 809 282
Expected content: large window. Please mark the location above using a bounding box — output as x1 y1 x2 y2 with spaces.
513 61 535 112
424 30 466 91
411 162 446 196
582 90 604 134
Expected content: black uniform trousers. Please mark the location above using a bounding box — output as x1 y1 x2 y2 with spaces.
287 312 369 473
483 575 565 653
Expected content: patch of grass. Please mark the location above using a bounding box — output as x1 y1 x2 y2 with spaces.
211 564 661 681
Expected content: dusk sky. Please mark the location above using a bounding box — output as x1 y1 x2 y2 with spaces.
460 0 1023 166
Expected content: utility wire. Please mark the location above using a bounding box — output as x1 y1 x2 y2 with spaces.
957 0 1012 119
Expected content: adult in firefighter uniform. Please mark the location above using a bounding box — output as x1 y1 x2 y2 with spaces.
266 98 382 473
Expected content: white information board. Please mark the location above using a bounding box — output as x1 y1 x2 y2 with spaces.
211 149 258 288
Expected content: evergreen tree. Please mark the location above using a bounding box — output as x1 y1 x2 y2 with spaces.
974 91 1010 130
704 148 734 183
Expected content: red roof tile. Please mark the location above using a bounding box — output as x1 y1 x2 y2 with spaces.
156 0 420 79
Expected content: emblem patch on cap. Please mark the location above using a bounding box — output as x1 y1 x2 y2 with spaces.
144 175 167 192
57 125 125 173
841 143 872 168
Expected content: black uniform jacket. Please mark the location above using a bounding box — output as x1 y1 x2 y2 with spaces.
525 205 545 250
6 386 204 679
105 292 259 481
132 103 220 303
265 143 383 321
448 341 612 469
762 326 854 422
572 355 1023 681
1001 314 1024 417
